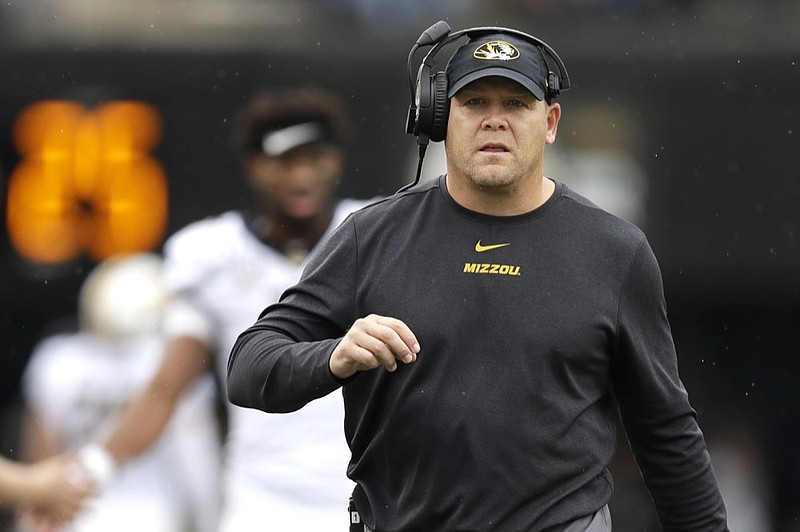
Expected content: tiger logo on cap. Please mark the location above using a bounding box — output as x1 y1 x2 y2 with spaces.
473 40 520 61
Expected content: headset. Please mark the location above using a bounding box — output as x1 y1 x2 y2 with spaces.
399 20 571 192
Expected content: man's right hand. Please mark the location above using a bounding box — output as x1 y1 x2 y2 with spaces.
329 314 420 379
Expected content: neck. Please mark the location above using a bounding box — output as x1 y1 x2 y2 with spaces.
446 174 555 216
250 208 334 262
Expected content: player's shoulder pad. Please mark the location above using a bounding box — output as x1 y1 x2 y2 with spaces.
162 211 246 287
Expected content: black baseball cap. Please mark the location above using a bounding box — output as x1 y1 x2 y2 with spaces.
445 32 550 100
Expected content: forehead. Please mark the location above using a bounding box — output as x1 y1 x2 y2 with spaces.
255 143 339 164
453 76 534 97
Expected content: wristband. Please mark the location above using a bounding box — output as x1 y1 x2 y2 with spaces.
77 444 118 489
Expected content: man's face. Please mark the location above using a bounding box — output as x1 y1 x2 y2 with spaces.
445 76 559 191
246 144 343 221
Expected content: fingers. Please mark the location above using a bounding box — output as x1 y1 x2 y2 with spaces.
330 314 420 379
17 504 74 532
357 315 420 369
28 455 93 523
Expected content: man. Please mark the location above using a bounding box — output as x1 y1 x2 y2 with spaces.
22 253 220 532
73 88 371 530
227 28 729 531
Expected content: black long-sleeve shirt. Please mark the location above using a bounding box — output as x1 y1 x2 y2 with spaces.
228 177 728 531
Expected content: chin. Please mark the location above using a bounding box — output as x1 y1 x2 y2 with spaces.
284 201 323 221
471 172 515 189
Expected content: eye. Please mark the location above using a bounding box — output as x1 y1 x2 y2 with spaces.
465 97 485 106
506 99 526 108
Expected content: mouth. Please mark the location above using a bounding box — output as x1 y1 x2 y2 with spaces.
479 142 510 153
283 189 322 218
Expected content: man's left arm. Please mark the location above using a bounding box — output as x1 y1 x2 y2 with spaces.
612 236 729 531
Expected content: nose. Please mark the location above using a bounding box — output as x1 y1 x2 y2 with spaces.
481 104 509 131
285 158 320 185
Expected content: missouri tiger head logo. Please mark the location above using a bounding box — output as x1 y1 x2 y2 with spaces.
473 40 520 61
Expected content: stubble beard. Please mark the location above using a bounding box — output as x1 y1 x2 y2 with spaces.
447 143 528 194
463 158 520 192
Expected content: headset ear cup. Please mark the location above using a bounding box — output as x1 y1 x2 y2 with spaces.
428 71 450 142
547 71 560 100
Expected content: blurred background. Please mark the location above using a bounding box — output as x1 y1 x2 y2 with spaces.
0 0 798 530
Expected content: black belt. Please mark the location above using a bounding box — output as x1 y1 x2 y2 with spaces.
349 497 373 532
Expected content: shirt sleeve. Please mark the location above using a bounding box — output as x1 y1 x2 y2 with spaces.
612 236 729 531
160 223 218 346
22 337 65 428
227 215 358 413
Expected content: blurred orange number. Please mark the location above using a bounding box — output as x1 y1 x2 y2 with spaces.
6 100 168 263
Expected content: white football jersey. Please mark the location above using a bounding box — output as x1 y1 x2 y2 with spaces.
23 332 222 532
161 199 370 530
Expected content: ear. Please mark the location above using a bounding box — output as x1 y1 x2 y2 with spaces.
545 102 561 145
242 154 262 186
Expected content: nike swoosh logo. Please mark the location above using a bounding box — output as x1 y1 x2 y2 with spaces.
475 240 511 252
